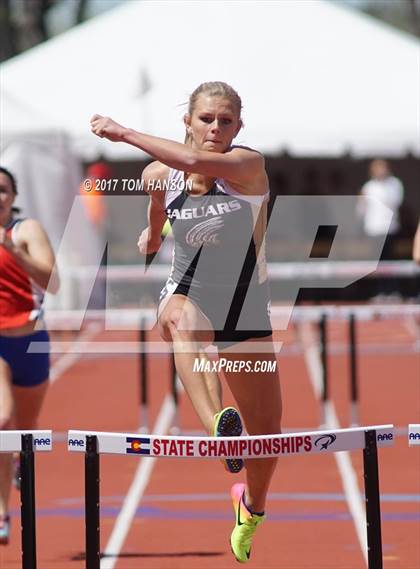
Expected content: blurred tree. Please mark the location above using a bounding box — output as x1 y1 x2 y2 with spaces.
0 0 17 61
12 0 55 51
76 0 88 24
343 0 420 37
408 0 420 35
0 0 56 61
1 0 418 64
0 0 96 62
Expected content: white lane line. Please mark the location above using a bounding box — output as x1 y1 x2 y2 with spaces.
100 393 176 569
402 315 420 347
50 323 102 384
298 321 368 568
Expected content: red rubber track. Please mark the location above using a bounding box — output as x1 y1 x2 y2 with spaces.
1 317 418 568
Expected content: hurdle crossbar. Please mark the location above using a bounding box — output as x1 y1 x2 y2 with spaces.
408 424 420 445
68 424 394 458
60 260 419 283
43 303 419 330
0 430 52 569
68 425 393 569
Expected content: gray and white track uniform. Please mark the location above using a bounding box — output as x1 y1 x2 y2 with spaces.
159 168 272 347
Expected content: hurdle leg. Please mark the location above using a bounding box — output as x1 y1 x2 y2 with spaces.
319 313 328 426
349 314 359 426
170 353 181 434
363 429 383 569
138 322 149 433
85 435 100 569
20 433 37 569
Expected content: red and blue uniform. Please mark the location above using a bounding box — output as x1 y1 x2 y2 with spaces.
0 219 50 386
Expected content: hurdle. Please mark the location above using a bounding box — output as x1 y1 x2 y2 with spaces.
137 319 180 434
317 310 360 427
408 424 420 445
132 304 418 432
310 305 418 427
46 303 418 432
0 430 53 569
68 424 394 569
138 317 149 433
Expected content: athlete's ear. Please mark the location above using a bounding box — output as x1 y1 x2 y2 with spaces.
234 118 243 138
183 113 192 132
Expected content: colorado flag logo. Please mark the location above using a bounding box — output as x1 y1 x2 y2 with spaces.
126 437 151 455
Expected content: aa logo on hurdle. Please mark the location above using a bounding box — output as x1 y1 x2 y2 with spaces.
408 424 420 445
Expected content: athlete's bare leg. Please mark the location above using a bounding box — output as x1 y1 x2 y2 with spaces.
12 381 49 430
199 349 223 413
220 336 282 513
158 294 222 434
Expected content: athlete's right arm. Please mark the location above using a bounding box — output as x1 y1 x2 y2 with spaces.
137 161 169 255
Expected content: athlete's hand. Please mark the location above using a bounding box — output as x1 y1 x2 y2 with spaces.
90 114 125 142
137 227 161 255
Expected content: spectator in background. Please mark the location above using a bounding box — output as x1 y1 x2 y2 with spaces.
79 160 111 227
358 159 404 260
79 160 111 308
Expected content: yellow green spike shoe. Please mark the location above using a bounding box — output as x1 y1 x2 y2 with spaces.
230 483 265 563
213 407 244 474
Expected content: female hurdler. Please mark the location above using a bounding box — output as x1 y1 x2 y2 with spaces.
91 82 282 563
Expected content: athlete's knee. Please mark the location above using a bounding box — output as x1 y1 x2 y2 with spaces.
158 308 178 339
158 308 178 336
0 413 14 430
0 390 14 430
159 307 197 340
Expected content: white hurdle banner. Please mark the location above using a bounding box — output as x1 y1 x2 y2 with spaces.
0 430 53 452
408 424 420 445
68 424 394 569
68 424 394 459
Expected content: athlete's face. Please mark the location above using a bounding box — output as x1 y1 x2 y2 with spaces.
185 95 242 153
0 173 15 225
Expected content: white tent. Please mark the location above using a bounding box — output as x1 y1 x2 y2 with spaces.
1 0 419 159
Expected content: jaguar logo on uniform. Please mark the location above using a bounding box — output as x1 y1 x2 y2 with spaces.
314 434 337 450
186 216 225 247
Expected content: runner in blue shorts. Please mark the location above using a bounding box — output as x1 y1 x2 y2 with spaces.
0 167 59 544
